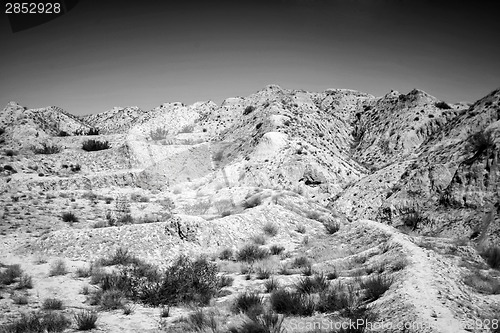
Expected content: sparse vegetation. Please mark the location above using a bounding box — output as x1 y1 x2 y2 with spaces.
400 207 425 230
242 195 262 209
1 311 71 333
264 277 280 293
480 246 500 269
237 244 270 263
42 297 64 310
466 130 495 157
81 139 110 151
74 310 98 330
61 211 78 223
463 270 500 294
229 310 285 333
291 256 311 269
12 294 29 304
219 248 234 260
263 222 278 237
33 143 61 154
435 101 452 109
243 105 255 116
324 220 340 234
186 308 219 333
218 275 234 288
98 247 141 266
232 291 264 315
74 128 99 136
295 274 330 294
160 306 170 317
16 274 33 289
0 264 23 285
270 289 316 316
49 259 68 276
269 244 285 255
150 127 170 140
99 289 125 310
58 130 70 137
179 124 194 133
296 224 306 234
359 274 393 301
251 234 267 245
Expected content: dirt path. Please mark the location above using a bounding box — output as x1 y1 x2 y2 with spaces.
359 219 469 333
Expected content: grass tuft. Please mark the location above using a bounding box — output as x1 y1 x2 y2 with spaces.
74 310 99 330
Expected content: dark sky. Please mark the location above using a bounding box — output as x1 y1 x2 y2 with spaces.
1 0 499 115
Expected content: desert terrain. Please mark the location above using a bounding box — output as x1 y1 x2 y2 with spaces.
0 85 499 332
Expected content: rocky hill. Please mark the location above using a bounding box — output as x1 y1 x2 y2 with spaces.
0 85 499 333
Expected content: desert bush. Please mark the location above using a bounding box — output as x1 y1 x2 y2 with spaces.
74 310 98 330
218 275 234 288
243 105 255 116
154 255 220 306
12 294 29 304
42 297 64 310
91 255 220 307
3 164 17 173
75 266 92 278
122 304 134 315
1 311 71 333
270 289 316 316
296 224 306 234
16 274 33 289
401 208 425 230
160 306 170 317
463 270 500 294
58 130 70 137
5 150 17 157
256 267 272 280
295 274 329 295
150 127 170 140
117 214 134 224
327 270 338 280
74 128 99 136
263 223 279 237
467 131 495 156
219 248 234 260
291 256 311 269
359 274 393 302
81 139 110 152
306 211 322 221
179 124 194 133
229 310 285 333
269 245 285 255
480 246 500 269
49 259 68 276
237 244 270 263
318 283 363 317
130 193 150 202
242 195 262 209
99 289 125 310
61 212 78 223
232 292 264 315
186 308 219 333
265 277 280 293
324 220 340 234
33 143 61 155
213 149 224 162
0 264 23 285
434 101 452 109
98 247 141 266
252 234 267 245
